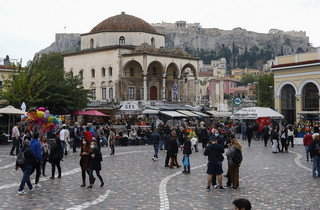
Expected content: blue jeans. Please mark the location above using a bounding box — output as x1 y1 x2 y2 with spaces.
61 141 66 153
89 169 104 185
153 144 159 158
19 165 33 191
159 139 163 150
312 155 320 177
142 137 148 144
241 132 246 140
305 145 310 160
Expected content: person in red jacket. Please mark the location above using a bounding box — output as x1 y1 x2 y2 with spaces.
303 131 313 161
84 127 93 142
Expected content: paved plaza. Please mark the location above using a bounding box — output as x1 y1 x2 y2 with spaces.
0 140 319 210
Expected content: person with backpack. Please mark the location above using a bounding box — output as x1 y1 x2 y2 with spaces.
40 136 50 176
49 136 63 179
16 140 37 195
226 136 243 189
71 122 81 153
87 141 104 189
30 131 43 188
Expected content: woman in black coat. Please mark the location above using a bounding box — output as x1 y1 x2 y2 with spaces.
49 136 63 179
182 133 192 173
87 141 104 188
167 131 180 168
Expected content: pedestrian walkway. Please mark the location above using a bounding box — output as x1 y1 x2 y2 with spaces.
0 140 318 209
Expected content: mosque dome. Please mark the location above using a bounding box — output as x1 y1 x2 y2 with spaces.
90 12 159 34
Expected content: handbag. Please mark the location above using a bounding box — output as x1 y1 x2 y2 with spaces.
183 156 189 166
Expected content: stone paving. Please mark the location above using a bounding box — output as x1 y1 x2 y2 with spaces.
0 140 319 210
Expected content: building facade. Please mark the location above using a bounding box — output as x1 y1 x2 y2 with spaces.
63 12 200 108
271 48 320 123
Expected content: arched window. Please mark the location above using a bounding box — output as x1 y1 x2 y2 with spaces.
90 38 94 49
130 67 134 76
119 36 125 46
109 88 113 99
91 69 95 78
109 67 112 77
101 67 106 77
152 67 156 75
151 37 155 47
102 88 106 99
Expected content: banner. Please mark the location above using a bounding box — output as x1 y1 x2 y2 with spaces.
256 117 270 132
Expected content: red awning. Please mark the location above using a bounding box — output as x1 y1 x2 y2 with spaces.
73 110 87 115
85 109 107 116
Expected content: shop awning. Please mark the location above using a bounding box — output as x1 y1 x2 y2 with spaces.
192 111 210 117
177 110 198 117
160 111 187 118
230 107 284 120
142 109 159 114
207 110 232 117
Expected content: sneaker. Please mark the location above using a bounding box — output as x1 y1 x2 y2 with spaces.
206 186 210 191
185 171 190 174
34 183 42 188
182 170 187 174
87 185 93 189
100 182 104 187
30 187 34 191
49 176 55 179
152 157 155 161
18 190 26 195
219 186 225 189
213 184 218 189
164 165 169 167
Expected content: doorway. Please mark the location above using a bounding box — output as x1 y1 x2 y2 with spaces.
150 86 157 100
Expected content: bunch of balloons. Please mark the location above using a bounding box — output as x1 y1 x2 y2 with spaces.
22 107 61 133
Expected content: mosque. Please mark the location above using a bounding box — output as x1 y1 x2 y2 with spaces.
63 12 200 115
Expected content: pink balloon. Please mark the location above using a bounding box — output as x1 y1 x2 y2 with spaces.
38 107 45 112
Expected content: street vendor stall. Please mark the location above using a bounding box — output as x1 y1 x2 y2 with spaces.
230 107 284 120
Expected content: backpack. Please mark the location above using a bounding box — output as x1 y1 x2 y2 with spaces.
16 148 28 168
232 148 243 164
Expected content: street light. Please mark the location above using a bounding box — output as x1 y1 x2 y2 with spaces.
254 82 260 107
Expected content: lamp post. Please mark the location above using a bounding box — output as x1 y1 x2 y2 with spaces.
269 85 274 109
254 82 260 107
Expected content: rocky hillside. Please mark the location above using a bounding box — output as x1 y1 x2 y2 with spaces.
36 25 313 65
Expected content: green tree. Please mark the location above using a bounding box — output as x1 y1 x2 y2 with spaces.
0 53 89 114
255 73 274 107
240 73 256 85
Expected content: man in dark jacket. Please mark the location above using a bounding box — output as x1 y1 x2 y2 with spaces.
246 124 254 147
204 137 224 190
150 129 161 161
309 133 320 177
182 133 192 174
262 124 269 146
16 140 36 195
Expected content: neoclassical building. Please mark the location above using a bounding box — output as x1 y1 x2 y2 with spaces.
64 12 200 108
271 48 320 123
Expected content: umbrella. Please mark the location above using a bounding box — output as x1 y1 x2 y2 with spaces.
230 107 284 120
0 105 26 134
72 110 88 115
85 109 107 116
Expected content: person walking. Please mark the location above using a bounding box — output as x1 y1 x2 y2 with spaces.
168 130 180 169
287 125 294 148
303 131 313 161
49 136 63 179
309 133 320 178
204 137 225 190
182 133 192 174
87 141 104 188
108 128 115 155
246 124 253 147
226 137 242 189
79 137 92 187
280 126 288 152
262 124 269 146
16 140 36 194
150 128 161 161
59 124 67 156
65 125 71 157
40 136 50 176
200 122 209 150
72 122 80 153
30 132 43 188
241 122 247 141
10 122 21 156
271 127 279 153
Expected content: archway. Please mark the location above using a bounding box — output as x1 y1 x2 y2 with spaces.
303 83 319 111
147 61 164 100
281 84 296 123
181 64 197 102
150 86 157 100
166 62 179 101
123 60 143 100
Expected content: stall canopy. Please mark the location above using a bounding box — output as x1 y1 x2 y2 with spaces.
160 111 187 118
192 111 210 117
230 107 284 120
0 105 26 134
207 110 232 117
73 110 88 115
177 110 198 117
85 109 108 116
142 109 159 114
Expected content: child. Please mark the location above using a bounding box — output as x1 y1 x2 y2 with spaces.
182 133 192 174
191 136 198 152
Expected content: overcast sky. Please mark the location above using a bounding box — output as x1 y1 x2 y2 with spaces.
1 0 319 66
